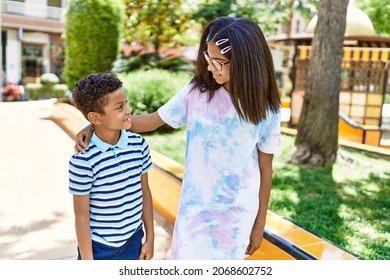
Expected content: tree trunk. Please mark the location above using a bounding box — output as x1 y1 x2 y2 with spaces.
288 0 349 167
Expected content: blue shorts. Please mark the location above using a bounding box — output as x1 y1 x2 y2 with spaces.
77 227 144 260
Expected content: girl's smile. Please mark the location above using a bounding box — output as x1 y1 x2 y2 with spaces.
206 42 231 91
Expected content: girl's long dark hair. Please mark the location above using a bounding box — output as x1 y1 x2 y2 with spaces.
191 17 280 125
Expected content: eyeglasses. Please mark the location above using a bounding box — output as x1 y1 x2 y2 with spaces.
203 51 230 71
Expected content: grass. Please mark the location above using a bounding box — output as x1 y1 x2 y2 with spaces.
143 127 390 260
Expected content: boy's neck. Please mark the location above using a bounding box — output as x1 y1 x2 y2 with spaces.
94 127 121 145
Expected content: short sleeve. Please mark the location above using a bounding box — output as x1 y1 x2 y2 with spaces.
141 138 153 174
157 83 191 128
257 110 282 154
69 155 93 195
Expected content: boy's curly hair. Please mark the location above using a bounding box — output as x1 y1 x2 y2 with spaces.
72 73 123 119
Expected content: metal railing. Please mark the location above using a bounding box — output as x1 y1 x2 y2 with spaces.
5 1 65 20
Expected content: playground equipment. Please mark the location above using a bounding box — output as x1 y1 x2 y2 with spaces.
268 6 390 148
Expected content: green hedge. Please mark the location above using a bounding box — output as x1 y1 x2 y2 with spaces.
119 69 192 115
119 69 192 132
26 83 68 100
64 0 124 90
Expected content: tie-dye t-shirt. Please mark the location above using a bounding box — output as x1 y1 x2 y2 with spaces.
158 83 281 259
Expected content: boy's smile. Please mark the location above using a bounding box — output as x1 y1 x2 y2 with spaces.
93 88 132 144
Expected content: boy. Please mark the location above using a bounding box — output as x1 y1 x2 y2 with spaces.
69 73 154 260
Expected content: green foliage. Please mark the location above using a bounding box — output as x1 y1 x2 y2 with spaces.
112 53 195 73
356 0 390 36
40 73 60 85
119 69 192 116
194 0 292 37
192 0 232 27
385 93 390 104
26 83 68 100
124 0 198 51
64 0 124 90
292 0 318 21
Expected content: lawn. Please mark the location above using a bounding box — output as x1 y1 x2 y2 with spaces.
143 127 390 260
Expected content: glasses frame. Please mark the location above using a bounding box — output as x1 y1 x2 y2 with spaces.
203 51 230 71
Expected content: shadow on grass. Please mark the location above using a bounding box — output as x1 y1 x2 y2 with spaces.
271 164 390 260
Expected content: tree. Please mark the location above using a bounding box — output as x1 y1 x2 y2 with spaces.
287 0 349 167
194 0 292 37
64 0 124 90
356 0 390 36
124 0 198 53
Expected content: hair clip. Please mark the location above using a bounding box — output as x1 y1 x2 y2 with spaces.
215 39 231 54
220 46 232 54
215 38 229 46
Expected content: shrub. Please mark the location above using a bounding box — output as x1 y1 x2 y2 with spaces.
119 69 192 131
64 0 124 90
40 73 60 86
112 53 195 73
119 69 192 115
25 78 68 100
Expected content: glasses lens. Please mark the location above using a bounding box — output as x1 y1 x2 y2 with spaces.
213 61 222 71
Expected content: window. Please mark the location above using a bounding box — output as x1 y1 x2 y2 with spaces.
48 0 62 8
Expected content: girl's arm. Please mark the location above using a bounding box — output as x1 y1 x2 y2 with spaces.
138 172 155 260
73 194 93 260
245 150 274 255
74 112 166 154
130 112 165 133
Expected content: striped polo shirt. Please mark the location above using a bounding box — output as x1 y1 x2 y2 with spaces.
69 130 152 247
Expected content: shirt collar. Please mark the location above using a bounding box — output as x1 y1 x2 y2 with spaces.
91 130 128 152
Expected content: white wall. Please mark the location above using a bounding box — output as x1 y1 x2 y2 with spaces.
5 29 22 82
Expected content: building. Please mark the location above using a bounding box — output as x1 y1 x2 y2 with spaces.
1 0 66 84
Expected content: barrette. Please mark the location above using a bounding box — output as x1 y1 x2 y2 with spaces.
215 38 231 54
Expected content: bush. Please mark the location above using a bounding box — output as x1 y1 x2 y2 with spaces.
119 69 192 131
25 82 68 100
64 0 124 90
40 73 60 86
112 53 195 73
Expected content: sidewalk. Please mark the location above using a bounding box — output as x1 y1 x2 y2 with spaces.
0 100 172 260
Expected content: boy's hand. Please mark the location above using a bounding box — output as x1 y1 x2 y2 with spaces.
139 240 154 260
74 124 94 154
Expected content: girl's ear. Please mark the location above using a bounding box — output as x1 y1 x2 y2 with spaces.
87 112 102 125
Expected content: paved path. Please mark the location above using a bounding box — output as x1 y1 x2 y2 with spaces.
0 100 172 260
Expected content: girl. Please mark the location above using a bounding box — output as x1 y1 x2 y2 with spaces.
75 17 281 260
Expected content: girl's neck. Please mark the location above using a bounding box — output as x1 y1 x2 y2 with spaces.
223 82 230 92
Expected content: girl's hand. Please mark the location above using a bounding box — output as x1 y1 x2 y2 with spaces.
245 227 264 255
139 240 154 260
74 124 94 154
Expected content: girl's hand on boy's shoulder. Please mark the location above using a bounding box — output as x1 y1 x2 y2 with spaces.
139 240 154 260
74 124 95 154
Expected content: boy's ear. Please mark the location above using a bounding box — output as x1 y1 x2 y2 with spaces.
87 112 102 125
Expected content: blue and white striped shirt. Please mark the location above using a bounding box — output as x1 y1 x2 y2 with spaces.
69 130 152 247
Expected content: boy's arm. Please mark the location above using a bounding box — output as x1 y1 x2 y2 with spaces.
246 151 274 255
73 194 93 260
139 172 155 260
